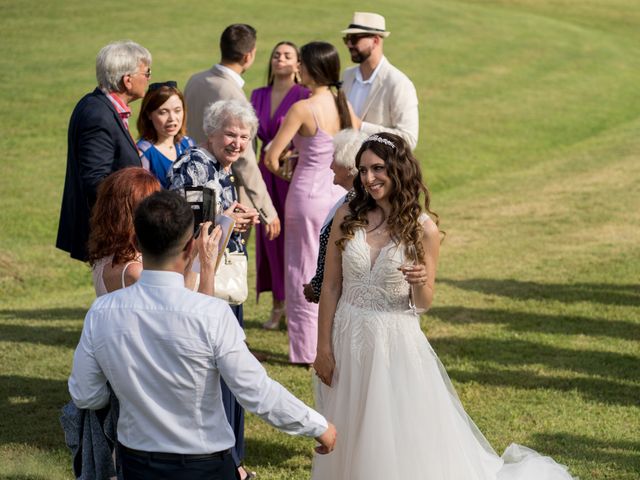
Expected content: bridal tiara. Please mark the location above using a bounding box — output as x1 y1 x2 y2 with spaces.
366 134 396 149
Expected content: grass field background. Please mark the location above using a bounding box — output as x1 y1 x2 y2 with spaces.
1 0 639 478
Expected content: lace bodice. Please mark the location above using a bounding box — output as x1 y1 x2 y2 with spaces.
340 229 411 312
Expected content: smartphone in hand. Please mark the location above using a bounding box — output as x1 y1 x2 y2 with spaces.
189 186 217 238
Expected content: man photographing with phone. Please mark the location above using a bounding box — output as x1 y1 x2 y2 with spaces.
166 99 272 477
68 190 337 480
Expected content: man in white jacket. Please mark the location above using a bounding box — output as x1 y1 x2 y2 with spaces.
341 12 419 150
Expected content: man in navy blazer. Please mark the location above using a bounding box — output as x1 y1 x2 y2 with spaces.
56 40 152 261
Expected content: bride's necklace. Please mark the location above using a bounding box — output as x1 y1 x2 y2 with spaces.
366 211 387 236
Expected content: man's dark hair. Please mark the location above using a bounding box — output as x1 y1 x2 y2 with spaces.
220 24 256 62
134 190 194 260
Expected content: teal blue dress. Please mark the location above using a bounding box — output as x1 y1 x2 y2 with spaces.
137 136 195 188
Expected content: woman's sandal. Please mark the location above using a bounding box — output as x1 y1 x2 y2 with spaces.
262 303 286 330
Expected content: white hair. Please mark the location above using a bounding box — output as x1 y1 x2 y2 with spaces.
202 99 258 138
96 40 151 91
333 129 369 175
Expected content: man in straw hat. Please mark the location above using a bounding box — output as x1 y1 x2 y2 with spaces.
341 12 419 149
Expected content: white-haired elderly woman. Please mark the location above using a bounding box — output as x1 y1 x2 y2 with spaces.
167 99 260 475
303 128 369 304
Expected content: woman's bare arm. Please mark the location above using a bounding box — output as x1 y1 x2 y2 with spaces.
313 204 349 386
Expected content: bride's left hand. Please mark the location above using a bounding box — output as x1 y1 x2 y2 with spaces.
399 263 428 286
313 348 335 387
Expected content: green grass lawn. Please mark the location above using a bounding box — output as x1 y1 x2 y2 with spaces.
1 0 639 478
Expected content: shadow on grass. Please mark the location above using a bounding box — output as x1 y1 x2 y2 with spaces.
262 352 295 366
430 334 639 406
440 278 640 307
529 432 640 476
0 375 70 450
0 476 54 480
0 323 80 349
0 308 88 321
429 305 640 340
0 308 85 348
244 436 312 467
431 336 638 382
446 365 639 407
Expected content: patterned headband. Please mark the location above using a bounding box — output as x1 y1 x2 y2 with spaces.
366 134 395 149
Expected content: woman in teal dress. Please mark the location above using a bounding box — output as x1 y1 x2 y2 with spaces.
136 81 195 187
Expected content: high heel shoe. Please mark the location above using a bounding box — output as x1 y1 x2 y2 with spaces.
263 303 286 330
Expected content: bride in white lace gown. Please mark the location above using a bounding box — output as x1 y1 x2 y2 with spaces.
312 133 575 480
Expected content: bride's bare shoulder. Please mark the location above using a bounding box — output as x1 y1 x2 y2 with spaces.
420 214 439 238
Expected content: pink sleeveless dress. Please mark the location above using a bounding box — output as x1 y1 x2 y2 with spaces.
284 107 346 363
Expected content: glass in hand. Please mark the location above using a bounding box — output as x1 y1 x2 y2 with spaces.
401 244 427 315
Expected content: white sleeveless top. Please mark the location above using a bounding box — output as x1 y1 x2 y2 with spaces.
91 255 141 297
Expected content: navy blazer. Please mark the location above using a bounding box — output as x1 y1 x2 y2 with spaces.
56 88 141 261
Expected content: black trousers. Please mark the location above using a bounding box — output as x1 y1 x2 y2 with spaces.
120 446 237 480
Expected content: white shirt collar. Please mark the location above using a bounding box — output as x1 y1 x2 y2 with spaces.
138 269 185 288
354 56 386 85
214 64 245 88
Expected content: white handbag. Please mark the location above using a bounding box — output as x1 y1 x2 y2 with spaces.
214 249 248 305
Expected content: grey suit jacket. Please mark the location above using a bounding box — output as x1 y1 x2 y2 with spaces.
343 57 419 150
184 65 277 223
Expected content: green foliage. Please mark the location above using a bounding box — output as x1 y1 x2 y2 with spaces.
0 1 638 478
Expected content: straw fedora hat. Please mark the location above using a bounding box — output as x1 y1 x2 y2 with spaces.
341 12 390 38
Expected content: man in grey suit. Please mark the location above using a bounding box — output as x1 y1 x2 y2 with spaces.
185 24 280 239
341 12 419 150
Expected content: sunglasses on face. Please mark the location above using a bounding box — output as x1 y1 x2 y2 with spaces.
148 80 177 92
342 34 375 45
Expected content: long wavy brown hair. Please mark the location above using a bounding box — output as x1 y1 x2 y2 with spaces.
88 167 161 266
337 132 439 263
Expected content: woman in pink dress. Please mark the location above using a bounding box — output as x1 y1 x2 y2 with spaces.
250 41 309 330
265 41 360 365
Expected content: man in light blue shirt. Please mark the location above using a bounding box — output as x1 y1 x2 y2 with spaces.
69 190 336 479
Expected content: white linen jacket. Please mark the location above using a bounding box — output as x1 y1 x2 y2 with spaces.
343 58 419 150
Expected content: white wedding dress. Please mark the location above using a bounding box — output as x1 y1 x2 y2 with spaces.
312 227 576 480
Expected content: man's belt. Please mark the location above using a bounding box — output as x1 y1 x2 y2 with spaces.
120 444 231 461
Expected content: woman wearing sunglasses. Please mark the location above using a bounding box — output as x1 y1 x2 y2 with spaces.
137 81 195 187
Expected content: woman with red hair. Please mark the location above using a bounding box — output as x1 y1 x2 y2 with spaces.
88 167 219 296
88 167 161 295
